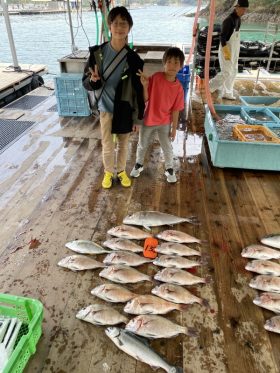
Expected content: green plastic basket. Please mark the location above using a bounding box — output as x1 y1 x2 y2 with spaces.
0 293 43 373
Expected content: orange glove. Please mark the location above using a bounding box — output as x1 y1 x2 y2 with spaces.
222 45 231 61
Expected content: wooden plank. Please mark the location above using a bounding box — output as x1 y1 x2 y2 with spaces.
0 63 47 91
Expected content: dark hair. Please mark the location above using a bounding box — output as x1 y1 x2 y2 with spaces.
107 6 133 28
163 47 185 66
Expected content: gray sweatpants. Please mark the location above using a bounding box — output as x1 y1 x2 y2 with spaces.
136 124 174 170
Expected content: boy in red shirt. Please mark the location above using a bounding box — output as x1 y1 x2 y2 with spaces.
130 47 185 183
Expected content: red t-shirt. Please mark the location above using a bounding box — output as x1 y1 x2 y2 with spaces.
144 72 184 126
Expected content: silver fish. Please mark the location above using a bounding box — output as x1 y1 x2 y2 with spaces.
151 283 208 306
65 240 111 255
99 265 152 284
253 292 280 314
153 255 201 269
157 230 202 244
107 225 150 240
249 275 280 294
261 234 280 249
241 244 280 260
123 211 199 230
103 238 143 253
264 316 280 334
245 260 280 276
103 251 152 267
76 304 128 325
105 327 183 373
124 295 186 315
91 284 137 303
154 268 207 286
156 242 201 257
125 315 194 338
57 255 105 271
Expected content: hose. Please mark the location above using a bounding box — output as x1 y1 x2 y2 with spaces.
204 0 218 119
186 0 202 66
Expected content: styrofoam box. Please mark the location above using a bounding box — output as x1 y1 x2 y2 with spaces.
204 104 280 170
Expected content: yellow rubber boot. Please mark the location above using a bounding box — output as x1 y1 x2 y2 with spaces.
102 171 113 189
117 171 131 187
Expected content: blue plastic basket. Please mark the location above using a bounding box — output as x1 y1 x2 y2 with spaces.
204 104 280 171
241 107 280 126
56 97 91 117
239 96 280 112
176 66 190 99
54 74 91 117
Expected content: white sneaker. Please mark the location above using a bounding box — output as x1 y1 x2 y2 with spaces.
165 169 177 183
130 163 144 178
222 94 236 100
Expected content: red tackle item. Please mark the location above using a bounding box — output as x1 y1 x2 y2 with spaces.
143 237 158 259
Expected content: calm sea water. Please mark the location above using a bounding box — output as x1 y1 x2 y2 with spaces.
0 5 269 75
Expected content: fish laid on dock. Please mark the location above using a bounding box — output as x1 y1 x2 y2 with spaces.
157 230 202 244
249 275 280 293
153 255 201 269
57 255 105 271
76 304 128 325
253 292 280 314
155 242 201 257
241 244 280 260
105 327 183 373
151 283 208 306
103 251 152 267
91 284 138 303
261 234 280 249
154 268 208 286
123 211 199 230
264 316 280 334
99 265 152 284
107 225 150 240
103 238 143 253
125 315 196 339
65 240 111 255
245 260 280 276
124 294 187 315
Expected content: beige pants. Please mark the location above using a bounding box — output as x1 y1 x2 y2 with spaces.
99 112 130 174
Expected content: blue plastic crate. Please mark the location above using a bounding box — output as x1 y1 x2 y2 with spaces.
54 73 88 98
241 107 279 126
204 104 280 171
54 73 91 117
56 96 91 117
239 96 280 112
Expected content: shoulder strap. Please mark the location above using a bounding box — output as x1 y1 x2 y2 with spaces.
103 47 128 81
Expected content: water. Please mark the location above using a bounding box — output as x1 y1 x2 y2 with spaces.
0 5 270 75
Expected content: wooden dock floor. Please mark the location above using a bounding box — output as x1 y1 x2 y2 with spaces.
0 63 47 94
0 72 280 373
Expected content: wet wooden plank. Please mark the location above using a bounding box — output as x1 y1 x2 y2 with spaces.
200 163 279 372
0 79 280 373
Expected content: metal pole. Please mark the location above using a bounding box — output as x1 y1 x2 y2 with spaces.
1 0 20 71
66 0 78 53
